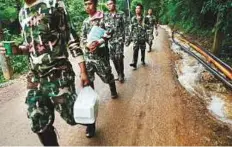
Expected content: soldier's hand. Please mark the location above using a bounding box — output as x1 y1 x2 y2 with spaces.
125 42 130 47
0 43 6 54
87 41 99 53
125 38 131 47
0 43 27 55
80 72 90 87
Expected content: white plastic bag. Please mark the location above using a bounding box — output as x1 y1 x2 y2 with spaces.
74 86 99 124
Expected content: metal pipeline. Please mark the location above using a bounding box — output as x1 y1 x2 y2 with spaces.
173 32 232 80
172 32 232 89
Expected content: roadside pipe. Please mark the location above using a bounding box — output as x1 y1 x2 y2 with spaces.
172 32 232 89
173 32 232 80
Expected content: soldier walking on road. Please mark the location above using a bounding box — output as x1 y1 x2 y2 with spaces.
81 0 118 98
145 8 158 52
126 3 148 69
105 0 126 83
0 0 93 145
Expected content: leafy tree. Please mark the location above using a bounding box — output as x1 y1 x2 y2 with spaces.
202 0 232 55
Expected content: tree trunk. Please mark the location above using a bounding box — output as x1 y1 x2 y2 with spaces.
212 14 224 56
0 21 13 80
0 55 13 80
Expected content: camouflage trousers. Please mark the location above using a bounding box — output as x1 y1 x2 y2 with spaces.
147 29 154 46
85 57 115 84
108 41 124 60
25 64 77 133
109 42 125 79
132 42 146 65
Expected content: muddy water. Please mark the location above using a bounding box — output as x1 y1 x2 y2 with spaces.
208 94 232 124
163 25 232 125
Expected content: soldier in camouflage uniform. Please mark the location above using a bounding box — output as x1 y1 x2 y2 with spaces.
126 3 148 69
0 0 93 145
145 8 158 52
104 0 126 83
81 0 118 98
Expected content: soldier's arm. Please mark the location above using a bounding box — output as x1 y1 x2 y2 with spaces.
58 1 89 85
154 16 158 30
57 1 84 64
0 43 29 55
125 18 133 46
80 20 88 48
122 13 126 42
144 16 148 25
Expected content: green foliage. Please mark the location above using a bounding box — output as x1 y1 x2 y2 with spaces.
65 0 87 33
0 7 17 21
202 0 232 33
0 0 22 21
9 56 29 74
0 71 6 83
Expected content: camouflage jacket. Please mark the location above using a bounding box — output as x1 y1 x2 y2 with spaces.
127 15 148 44
81 11 112 60
145 15 157 30
18 0 84 76
104 11 126 44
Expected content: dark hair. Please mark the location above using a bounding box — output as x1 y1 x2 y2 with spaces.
84 0 98 5
136 3 143 10
107 0 116 4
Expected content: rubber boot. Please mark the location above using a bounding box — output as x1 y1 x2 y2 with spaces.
118 57 125 83
113 59 120 80
141 49 146 65
130 48 139 69
148 42 152 52
109 82 118 99
86 122 96 138
37 126 59 146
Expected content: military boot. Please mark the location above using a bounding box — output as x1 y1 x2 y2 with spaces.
86 123 96 138
148 42 152 52
118 58 125 83
109 82 118 99
113 59 120 80
141 49 146 65
37 126 59 146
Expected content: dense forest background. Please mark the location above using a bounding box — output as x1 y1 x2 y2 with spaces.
0 0 231 82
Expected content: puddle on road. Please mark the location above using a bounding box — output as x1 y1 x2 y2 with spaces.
208 96 225 118
208 95 232 124
162 26 232 125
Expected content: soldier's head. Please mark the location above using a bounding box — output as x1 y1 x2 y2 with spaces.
84 0 98 15
107 0 116 12
148 8 153 15
135 3 143 15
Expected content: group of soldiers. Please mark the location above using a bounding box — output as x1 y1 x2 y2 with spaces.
0 0 157 146
127 4 158 69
